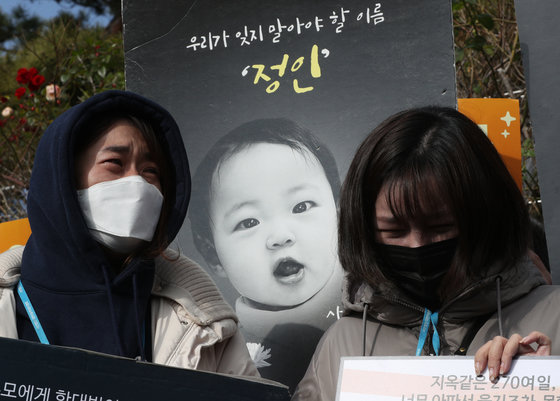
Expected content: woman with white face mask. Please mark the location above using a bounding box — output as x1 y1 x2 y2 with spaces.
0 90 259 377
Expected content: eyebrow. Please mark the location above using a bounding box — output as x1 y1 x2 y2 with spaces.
100 145 129 154
287 183 319 194
377 209 453 223
100 146 154 161
223 200 258 220
376 215 403 227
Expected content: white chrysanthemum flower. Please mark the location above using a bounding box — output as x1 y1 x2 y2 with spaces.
246 342 272 368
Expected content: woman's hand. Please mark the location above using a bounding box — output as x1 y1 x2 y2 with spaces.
474 331 551 382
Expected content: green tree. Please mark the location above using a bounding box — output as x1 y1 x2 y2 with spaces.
51 0 120 17
453 0 540 219
0 6 43 51
0 16 124 221
30 0 121 31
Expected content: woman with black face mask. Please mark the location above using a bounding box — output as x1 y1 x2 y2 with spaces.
292 106 560 401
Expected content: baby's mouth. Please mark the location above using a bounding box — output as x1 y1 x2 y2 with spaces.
273 258 305 285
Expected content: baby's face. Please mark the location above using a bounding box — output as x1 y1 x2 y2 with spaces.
209 143 339 307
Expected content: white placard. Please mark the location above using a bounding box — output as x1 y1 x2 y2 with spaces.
336 356 560 401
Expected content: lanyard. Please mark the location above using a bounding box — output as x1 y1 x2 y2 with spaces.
17 281 50 345
416 308 439 356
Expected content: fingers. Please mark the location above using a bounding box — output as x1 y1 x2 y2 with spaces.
473 332 552 383
474 340 492 376
520 331 551 356
498 334 523 376
474 335 522 382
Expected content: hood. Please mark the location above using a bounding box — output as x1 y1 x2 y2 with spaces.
342 255 547 327
18 90 190 358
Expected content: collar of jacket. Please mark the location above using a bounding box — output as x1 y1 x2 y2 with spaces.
0 246 22 288
341 255 547 327
1 246 237 331
151 248 237 328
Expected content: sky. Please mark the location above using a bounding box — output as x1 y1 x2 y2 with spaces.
1 0 112 26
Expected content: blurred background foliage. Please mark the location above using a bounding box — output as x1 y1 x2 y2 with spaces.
0 0 123 220
452 0 541 219
0 0 542 222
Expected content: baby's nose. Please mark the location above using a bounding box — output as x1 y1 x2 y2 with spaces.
266 230 295 249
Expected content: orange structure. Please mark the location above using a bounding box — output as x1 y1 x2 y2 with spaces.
458 98 522 190
0 218 31 253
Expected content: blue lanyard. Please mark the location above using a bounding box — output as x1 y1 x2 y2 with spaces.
17 281 50 344
416 308 439 356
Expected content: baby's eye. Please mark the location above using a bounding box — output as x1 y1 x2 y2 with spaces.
234 218 260 231
292 201 316 214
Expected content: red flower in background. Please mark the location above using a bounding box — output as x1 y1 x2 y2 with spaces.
0 97 7 103
16 68 30 84
16 67 45 92
16 67 38 84
28 74 45 92
15 87 26 99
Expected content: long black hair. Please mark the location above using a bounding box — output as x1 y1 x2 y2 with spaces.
338 106 529 300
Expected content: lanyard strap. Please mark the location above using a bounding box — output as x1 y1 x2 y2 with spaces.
431 311 440 355
17 281 50 345
416 308 439 356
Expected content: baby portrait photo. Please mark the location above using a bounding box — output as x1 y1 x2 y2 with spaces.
189 118 344 387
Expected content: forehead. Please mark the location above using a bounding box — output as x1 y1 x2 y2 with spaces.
375 178 453 222
89 120 148 149
210 143 331 203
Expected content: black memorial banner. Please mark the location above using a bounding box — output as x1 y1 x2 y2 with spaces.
123 0 456 390
0 337 290 401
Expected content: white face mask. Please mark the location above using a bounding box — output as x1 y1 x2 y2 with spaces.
77 175 164 254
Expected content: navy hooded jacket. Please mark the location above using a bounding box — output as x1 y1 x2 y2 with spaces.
16 90 190 359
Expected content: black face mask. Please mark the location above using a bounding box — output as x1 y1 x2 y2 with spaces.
375 237 458 310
